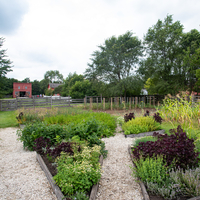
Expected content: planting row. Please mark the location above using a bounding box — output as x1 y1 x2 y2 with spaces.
17 109 116 200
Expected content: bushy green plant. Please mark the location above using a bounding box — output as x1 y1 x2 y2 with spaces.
16 122 68 150
54 145 101 195
122 116 161 135
133 136 158 147
131 155 172 186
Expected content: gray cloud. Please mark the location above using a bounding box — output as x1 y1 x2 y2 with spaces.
0 0 28 34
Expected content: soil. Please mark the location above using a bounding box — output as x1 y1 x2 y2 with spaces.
40 154 57 176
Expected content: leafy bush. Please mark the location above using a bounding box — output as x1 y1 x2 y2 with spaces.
124 112 135 122
132 125 200 169
133 136 158 147
53 145 101 195
153 112 163 124
122 116 161 135
169 167 200 197
132 155 171 186
143 110 150 117
33 136 51 154
17 122 68 150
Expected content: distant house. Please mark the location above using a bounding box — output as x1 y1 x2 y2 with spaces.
48 83 62 96
13 83 32 98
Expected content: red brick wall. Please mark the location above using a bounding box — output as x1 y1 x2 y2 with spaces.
13 83 32 98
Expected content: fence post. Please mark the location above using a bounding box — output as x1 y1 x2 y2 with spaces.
96 97 98 110
90 98 92 110
103 98 105 110
153 96 155 107
111 97 112 110
68 95 70 107
84 97 86 108
15 98 17 110
149 96 151 107
33 96 35 109
0 100 2 111
129 97 131 110
101 94 102 103
135 97 138 108
158 101 160 107
51 95 52 109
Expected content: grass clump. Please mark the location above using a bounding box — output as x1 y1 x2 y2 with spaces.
0 111 18 128
122 116 161 135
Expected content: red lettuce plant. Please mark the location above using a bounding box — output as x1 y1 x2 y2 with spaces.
33 136 51 155
124 112 135 122
153 112 162 124
132 125 199 169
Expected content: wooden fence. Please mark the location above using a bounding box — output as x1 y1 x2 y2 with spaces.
1 95 200 111
0 96 83 111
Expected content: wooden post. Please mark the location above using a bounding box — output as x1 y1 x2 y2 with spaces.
135 97 138 108
0 100 2 111
158 101 160 107
68 95 70 107
103 98 105 110
33 96 35 109
96 97 98 110
149 96 151 107
51 95 52 109
90 97 92 110
111 97 112 111
129 97 131 109
153 96 155 107
101 94 102 103
116 97 119 109
84 97 86 108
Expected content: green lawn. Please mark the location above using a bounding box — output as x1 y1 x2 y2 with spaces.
0 111 19 128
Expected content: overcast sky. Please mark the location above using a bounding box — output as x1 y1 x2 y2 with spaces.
1 0 200 81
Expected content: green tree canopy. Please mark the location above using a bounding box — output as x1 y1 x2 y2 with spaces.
0 38 13 98
138 15 184 95
85 31 143 97
70 80 97 99
44 70 64 83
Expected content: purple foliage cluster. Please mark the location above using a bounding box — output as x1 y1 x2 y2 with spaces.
153 112 163 124
33 136 80 158
143 110 150 117
50 142 75 158
124 112 135 122
132 126 199 169
33 137 51 154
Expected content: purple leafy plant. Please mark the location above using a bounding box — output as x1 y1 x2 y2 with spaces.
153 112 163 124
132 125 199 169
124 112 135 122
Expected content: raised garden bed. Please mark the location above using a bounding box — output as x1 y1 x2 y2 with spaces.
36 152 103 200
128 145 200 200
124 129 165 138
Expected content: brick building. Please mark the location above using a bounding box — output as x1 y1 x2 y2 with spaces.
13 82 32 98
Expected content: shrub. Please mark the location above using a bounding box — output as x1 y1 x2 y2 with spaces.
122 116 161 135
124 112 135 122
53 145 101 195
132 125 200 169
132 155 171 186
16 122 68 150
153 112 163 124
33 136 51 154
143 110 150 117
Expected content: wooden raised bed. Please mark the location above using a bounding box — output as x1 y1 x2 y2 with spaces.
125 129 165 138
36 153 103 200
128 145 200 200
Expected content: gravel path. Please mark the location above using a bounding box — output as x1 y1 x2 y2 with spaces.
96 126 143 200
0 128 57 200
0 126 143 200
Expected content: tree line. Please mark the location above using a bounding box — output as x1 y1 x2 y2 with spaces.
1 14 200 99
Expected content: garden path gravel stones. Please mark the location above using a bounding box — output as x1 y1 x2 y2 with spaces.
96 125 143 200
0 128 56 200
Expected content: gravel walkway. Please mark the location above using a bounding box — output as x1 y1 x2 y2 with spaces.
0 128 56 200
0 126 143 200
96 126 143 200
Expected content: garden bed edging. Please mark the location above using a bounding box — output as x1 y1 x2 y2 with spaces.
125 129 165 138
